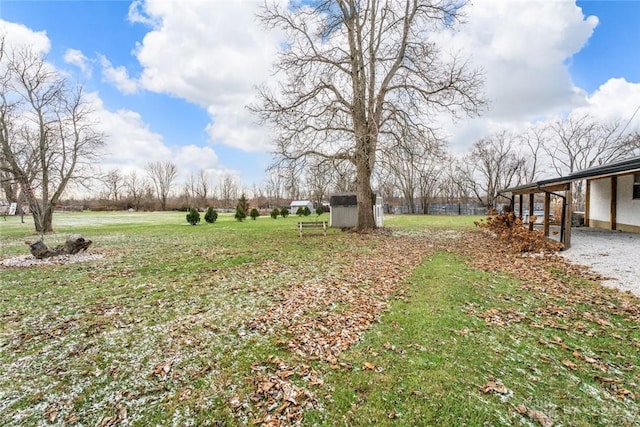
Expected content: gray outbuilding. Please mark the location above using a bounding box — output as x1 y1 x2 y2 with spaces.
329 192 383 228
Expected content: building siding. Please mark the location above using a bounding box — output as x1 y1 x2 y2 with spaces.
588 175 640 231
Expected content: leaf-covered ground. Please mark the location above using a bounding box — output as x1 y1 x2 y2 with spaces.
0 213 638 426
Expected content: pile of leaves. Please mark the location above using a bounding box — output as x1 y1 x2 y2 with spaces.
475 212 563 253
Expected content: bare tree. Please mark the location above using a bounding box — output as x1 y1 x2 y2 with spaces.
124 170 146 211
184 171 198 207
416 154 445 214
306 158 334 205
264 170 284 208
0 40 104 234
103 169 124 201
544 114 639 176
253 0 484 229
219 173 239 209
518 125 547 183
196 169 211 207
462 131 526 209
543 114 640 209
332 159 356 193
145 161 177 211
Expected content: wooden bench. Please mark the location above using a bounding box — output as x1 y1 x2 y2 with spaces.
298 220 327 237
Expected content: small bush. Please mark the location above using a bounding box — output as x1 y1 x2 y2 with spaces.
302 206 311 216
235 194 249 221
316 206 325 216
250 208 260 220
186 208 201 225
204 207 218 224
270 208 280 219
296 207 304 216
280 207 289 218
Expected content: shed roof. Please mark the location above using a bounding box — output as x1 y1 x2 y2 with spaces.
330 193 357 206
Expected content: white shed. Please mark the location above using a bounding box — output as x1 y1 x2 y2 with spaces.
329 192 383 228
290 200 314 214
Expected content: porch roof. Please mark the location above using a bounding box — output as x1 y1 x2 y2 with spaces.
501 156 640 195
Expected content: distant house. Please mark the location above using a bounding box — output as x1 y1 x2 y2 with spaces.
329 192 383 228
290 200 314 214
501 156 640 249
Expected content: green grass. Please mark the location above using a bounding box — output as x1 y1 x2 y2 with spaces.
1 212 638 426
305 252 640 426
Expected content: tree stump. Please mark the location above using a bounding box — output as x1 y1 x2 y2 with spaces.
27 234 93 259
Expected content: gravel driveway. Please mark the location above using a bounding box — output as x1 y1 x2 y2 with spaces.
560 227 640 296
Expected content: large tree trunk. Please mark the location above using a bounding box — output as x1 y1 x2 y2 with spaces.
32 204 54 234
356 159 375 230
27 234 92 259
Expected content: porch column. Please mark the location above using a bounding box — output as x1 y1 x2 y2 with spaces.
518 194 523 219
610 176 617 231
564 187 572 250
584 179 590 227
543 191 551 237
528 193 535 231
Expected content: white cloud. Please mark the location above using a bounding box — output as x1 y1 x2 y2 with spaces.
125 0 610 156
64 48 91 77
433 0 609 151
1 19 227 187
127 0 157 27
128 0 284 152
99 55 139 94
86 92 224 181
0 20 51 54
575 78 640 128
439 0 598 122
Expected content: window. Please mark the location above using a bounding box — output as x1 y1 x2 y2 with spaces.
634 174 640 200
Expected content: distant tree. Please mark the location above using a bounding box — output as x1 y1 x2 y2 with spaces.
196 169 211 207
0 39 104 234
220 173 240 209
250 208 260 220
146 161 178 211
235 193 249 221
270 207 280 219
462 131 527 209
124 170 147 211
204 206 218 223
543 114 640 209
186 207 200 225
103 169 125 202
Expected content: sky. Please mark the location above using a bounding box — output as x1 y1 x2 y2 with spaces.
1 0 639 193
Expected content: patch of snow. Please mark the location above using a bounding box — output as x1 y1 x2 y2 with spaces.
0 253 104 268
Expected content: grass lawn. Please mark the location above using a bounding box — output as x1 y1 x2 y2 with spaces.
0 212 638 426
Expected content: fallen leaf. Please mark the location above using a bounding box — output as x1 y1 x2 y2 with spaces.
480 381 510 395
363 362 376 371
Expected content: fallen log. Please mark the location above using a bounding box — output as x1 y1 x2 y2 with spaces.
26 234 93 259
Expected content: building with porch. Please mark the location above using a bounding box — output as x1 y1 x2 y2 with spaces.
500 156 640 249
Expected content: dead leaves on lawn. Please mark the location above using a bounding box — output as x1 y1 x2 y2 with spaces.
454 228 639 410
242 234 435 424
